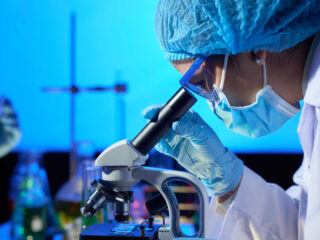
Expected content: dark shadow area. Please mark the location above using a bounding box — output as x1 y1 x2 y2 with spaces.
0 151 303 223
238 153 303 190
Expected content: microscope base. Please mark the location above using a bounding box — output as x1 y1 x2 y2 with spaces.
80 223 161 240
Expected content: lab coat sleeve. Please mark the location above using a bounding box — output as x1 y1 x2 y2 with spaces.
207 166 299 240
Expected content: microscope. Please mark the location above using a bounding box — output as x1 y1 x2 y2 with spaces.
80 57 210 240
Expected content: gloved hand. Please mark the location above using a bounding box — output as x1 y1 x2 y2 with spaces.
142 104 243 197
0 97 21 158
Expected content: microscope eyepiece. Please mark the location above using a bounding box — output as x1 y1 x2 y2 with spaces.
132 87 196 155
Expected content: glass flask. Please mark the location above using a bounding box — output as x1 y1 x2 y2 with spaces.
11 151 49 240
54 141 95 240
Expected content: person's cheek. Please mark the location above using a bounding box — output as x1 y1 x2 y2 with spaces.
203 68 216 91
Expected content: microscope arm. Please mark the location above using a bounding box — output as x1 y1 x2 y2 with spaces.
132 166 209 239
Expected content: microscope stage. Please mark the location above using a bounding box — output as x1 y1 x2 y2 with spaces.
80 223 161 240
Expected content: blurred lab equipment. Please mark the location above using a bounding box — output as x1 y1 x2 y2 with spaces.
0 96 21 158
42 12 128 239
42 80 127 180
80 87 210 240
10 151 50 240
54 141 95 240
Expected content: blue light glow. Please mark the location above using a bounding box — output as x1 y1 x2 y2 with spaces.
0 1 302 153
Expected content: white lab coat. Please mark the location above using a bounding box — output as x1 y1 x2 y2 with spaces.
207 34 320 240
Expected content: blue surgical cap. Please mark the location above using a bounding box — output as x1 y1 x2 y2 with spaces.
155 0 320 61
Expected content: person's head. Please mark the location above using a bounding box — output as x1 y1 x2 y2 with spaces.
155 0 320 107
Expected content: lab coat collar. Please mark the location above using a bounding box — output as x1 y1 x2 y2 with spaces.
303 32 320 107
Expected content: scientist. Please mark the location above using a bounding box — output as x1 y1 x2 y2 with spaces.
0 97 21 157
143 1 320 239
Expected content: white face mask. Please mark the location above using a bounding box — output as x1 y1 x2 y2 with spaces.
208 55 300 138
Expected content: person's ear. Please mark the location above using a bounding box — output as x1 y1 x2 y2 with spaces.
251 50 267 66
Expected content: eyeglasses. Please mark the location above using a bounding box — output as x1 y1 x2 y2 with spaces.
179 55 221 103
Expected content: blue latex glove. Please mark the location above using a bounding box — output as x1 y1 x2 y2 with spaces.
142 104 243 197
0 97 21 158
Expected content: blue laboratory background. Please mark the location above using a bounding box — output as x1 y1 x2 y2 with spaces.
0 0 302 153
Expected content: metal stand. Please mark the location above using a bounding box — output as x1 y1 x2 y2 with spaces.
42 12 127 178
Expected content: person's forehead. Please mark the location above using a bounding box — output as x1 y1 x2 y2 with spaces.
171 59 196 75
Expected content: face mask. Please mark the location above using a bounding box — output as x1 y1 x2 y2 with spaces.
207 55 300 138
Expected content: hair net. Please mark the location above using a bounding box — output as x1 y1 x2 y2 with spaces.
155 0 320 61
